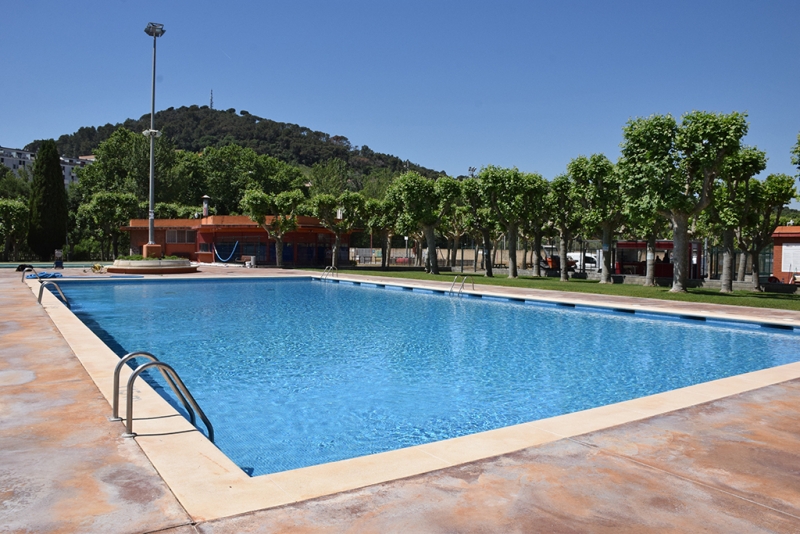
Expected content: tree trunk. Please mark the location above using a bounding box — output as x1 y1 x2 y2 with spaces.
507 225 519 278
380 231 387 268
644 233 656 287
736 251 747 282
720 228 735 293
750 248 762 292
670 213 689 293
532 232 543 277
521 239 528 270
450 236 458 267
559 230 569 282
600 224 613 284
423 224 439 275
331 234 341 268
481 228 494 277
275 237 284 267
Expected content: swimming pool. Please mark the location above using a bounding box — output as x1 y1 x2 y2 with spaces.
58 277 800 477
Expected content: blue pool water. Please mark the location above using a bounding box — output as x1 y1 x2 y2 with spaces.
59 278 799 476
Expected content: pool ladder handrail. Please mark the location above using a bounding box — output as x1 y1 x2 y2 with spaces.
38 280 69 306
111 352 194 423
21 266 39 282
449 275 474 296
111 351 214 442
321 265 338 280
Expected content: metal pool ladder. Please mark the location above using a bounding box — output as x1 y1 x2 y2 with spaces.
24 267 69 307
110 351 214 442
449 275 474 296
321 266 338 280
21 266 39 282
38 281 69 306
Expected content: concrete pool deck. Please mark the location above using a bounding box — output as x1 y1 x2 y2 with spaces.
2 265 800 532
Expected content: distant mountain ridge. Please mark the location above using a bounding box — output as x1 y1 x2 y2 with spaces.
25 105 442 179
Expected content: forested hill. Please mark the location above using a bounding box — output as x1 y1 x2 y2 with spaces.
26 105 442 179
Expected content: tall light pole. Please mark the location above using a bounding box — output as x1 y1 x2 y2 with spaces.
143 22 165 257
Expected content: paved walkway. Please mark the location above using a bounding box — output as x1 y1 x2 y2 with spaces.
2 266 799 532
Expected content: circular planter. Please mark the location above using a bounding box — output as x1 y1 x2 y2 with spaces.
107 259 198 275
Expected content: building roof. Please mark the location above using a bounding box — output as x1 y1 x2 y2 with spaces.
122 215 334 232
772 226 800 239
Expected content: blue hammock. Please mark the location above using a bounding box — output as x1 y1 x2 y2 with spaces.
214 241 239 263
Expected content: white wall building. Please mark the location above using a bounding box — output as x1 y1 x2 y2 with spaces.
0 145 93 186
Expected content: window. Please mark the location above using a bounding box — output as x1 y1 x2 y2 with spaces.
166 230 196 244
782 244 800 272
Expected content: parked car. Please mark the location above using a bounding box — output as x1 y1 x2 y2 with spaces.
567 252 597 271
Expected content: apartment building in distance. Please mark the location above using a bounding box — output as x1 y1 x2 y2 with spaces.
0 145 94 186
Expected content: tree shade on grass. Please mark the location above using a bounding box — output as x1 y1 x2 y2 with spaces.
27 140 68 261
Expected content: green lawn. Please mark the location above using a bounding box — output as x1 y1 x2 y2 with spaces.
323 269 800 312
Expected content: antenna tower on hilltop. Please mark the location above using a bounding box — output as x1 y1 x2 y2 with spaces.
210 90 214 110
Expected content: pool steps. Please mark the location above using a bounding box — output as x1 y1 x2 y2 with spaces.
320 266 339 280
37 281 69 306
21 267 70 307
448 275 474 296
111 351 215 442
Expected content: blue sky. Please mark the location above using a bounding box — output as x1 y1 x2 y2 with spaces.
2 0 800 183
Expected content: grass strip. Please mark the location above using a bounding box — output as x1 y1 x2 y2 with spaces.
323 269 800 312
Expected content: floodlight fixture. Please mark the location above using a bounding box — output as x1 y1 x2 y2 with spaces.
144 22 165 38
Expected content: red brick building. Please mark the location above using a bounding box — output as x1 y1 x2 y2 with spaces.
122 215 350 266
771 226 800 283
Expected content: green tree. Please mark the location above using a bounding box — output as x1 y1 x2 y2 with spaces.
711 147 766 292
791 132 800 172
202 144 261 215
547 174 583 282
0 165 31 201
359 168 397 200
619 112 748 292
309 158 348 197
240 189 305 267
440 205 470 268
569 154 621 283
462 177 499 277
480 166 546 278
363 198 396 268
77 192 138 260
519 177 552 277
735 174 796 291
0 199 28 261
75 127 175 202
307 191 366 268
27 140 68 260
166 150 207 206
385 173 460 275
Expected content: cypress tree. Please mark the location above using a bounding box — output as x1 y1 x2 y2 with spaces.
27 139 68 260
